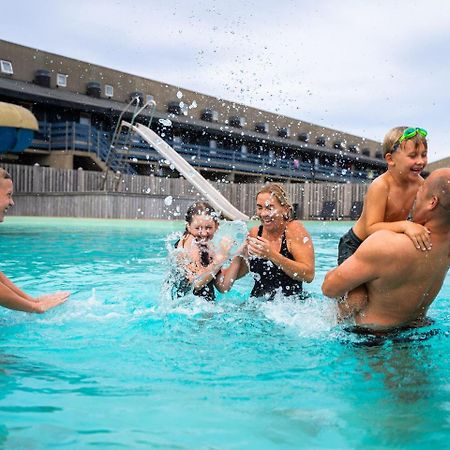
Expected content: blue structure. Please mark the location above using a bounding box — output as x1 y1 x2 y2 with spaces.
0 101 38 152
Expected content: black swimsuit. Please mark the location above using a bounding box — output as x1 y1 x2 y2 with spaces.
172 238 216 302
248 225 303 299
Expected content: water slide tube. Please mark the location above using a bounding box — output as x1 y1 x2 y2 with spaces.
122 121 249 221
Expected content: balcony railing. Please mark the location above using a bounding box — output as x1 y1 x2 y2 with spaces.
32 121 370 182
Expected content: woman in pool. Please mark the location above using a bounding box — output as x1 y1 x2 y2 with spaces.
172 201 234 301
219 184 315 300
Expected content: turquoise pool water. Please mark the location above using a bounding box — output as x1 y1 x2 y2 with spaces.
0 217 448 449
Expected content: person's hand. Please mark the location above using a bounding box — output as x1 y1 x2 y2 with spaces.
34 291 70 313
404 222 432 251
218 236 234 256
247 236 271 259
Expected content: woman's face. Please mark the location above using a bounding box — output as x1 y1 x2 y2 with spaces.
187 214 218 242
255 192 288 229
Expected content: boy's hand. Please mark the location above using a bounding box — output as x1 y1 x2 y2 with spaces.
404 222 432 251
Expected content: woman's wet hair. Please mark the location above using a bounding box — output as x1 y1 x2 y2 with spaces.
383 126 428 157
256 183 293 220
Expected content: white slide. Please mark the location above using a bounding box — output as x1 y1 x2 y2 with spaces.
122 121 249 221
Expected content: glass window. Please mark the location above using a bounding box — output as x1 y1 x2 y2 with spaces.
57 73 68 87
105 84 114 97
0 60 13 74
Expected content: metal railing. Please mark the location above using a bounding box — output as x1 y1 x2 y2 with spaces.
32 121 371 183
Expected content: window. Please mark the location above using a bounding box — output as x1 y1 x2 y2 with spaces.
105 84 114 97
57 73 68 87
0 60 13 75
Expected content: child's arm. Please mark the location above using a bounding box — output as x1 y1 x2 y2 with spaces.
362 181 431 251
189 238 234 292
215 241 250 293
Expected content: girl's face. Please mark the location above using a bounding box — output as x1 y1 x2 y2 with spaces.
391 140 428 180
187 214 218 242
255 192 289 229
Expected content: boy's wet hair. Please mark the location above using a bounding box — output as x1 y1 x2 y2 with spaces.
0 168 11 180
383 126 428 157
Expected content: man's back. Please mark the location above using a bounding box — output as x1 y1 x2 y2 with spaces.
355 230 449 328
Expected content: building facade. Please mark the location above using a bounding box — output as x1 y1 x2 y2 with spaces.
0 39 386 183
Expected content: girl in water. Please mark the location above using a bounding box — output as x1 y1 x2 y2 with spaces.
171 201 234 301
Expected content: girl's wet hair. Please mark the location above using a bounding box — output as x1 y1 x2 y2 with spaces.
184 201 219 225
256 183 293 219
184 201 218 266
383 126 428 157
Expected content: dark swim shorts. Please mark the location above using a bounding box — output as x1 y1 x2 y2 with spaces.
337 228 363 265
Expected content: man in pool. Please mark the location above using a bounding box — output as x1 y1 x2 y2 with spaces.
0 168 70 313
322 168 450 331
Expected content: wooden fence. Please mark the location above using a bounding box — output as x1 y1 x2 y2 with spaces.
1 163 369 220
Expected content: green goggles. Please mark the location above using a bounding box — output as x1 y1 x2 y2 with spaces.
392 127 427 152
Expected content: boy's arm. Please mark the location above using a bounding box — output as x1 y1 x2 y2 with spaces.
363 181 431 251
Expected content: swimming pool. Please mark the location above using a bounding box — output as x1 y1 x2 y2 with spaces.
0 217 448 449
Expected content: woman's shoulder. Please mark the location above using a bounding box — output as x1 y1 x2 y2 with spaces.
286 220 311 239
286 219 307 231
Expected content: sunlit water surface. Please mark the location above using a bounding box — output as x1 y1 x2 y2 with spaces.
0 217 448 449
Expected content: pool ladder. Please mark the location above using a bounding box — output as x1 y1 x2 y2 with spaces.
101 97 157 190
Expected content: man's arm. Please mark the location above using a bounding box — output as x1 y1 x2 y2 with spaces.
322 233 386 298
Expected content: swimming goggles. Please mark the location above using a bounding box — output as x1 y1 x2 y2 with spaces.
392 127 427 152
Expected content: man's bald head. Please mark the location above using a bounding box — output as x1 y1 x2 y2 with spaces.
413 168 450 225
426 168 450 222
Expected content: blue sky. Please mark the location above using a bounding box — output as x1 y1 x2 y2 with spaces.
2 0 449 162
